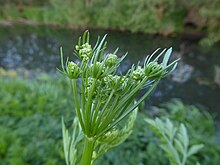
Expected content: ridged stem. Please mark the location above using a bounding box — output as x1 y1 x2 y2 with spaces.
81 137 95 165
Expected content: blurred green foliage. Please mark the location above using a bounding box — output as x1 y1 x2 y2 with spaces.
0 75 73 165
0 75 219 164
96 99 220 165
0 0 48 6
0 0 219 45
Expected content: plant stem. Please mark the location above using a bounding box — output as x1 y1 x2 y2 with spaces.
72 79 85 132
81 137 95 165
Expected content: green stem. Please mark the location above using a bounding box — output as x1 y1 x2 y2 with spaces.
85 79 97 134
72 79 85 132
97 80 160 137
81 138 96 165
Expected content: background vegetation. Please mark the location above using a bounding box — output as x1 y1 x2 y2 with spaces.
0 73 219 165
0 1 219 164
0 0 219 46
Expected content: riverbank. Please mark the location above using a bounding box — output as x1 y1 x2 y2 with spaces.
0 19 206 43
0 0 219 46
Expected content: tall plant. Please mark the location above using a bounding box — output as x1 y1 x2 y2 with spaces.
59 31 179 165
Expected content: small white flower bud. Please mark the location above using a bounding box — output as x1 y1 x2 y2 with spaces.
131 66 144 81
76 43 93 61
67 61 81 79
105 54 118 67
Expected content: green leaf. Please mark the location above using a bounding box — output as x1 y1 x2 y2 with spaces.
165 118 176 141
187 144 204 157
146 117 204 165
94 108 138 160
145 118 156 128
62 117 84 165
174 139 185 155
178 124 189 150
62 117 71 165
162 47 172 67
160 143 181 165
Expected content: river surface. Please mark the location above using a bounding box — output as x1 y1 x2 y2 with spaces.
0 25 220 120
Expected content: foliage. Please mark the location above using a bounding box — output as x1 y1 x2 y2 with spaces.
0 74 219 164
62 117 84 165
0 115 64 165
89 0 183 34
0 0 219 45
150 99 220 164
62 108 138 165
49 0 89 26
0 75 73 165
146 118 204 165
196 0 220 46
59 31 178 164
0 0 48 6
96 99 220 165
0 75 73 117
94 108 138 161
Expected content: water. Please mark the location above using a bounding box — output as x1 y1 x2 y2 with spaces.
0 25 220 119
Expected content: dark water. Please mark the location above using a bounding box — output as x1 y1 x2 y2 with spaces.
0 26 220 119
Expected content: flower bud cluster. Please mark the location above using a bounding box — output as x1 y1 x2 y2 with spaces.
85 76 128 101
105 54 118 67
60 31 178 141
86 77 100 99
84 74 131 102
102 75 126 93
67 61 81 79
145 61 164 79
76 43 92 61
131 66 144 81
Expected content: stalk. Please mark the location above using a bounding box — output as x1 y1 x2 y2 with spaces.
81 137 96 165
72 79 85 132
